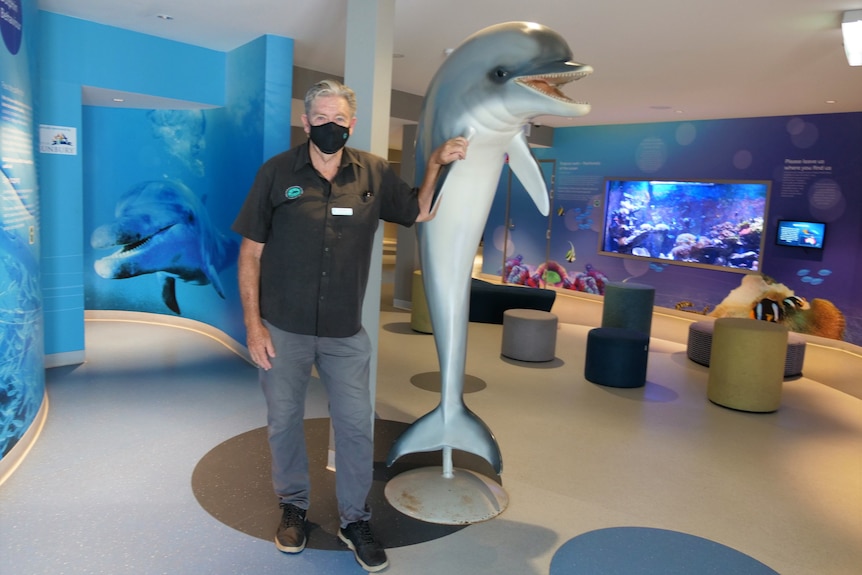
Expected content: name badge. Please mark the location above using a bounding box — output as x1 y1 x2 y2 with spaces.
331 207 353 216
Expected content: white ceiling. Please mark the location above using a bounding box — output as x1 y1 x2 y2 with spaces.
40 0 862 130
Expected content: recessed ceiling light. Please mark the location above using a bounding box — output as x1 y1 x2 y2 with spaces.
826 100 837 104
112 98 125 102
156 14 174 20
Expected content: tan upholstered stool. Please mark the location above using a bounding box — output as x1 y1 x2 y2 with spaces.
501 309 558 362
688 319 806 377
707 318 788 413
410 270 432 333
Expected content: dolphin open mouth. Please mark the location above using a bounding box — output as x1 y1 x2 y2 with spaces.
516 65 593 104
91 223 177 275
117 224 174 254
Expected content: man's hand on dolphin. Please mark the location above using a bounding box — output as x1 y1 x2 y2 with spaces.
416 136 469 222
432 136 469 165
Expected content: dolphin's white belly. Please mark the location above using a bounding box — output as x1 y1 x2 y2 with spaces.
421 144 510 275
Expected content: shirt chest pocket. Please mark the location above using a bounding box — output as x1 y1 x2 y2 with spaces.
329 192 379 231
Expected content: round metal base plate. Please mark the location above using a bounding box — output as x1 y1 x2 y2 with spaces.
384 467 509 525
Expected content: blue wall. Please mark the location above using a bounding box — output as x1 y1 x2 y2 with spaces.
38 12 227 359
0 0 44 460
38 12 293 358
0 10 294 466
81 35 292 344
484 113 862 345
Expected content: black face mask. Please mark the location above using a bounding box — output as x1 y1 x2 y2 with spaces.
309 121 350 154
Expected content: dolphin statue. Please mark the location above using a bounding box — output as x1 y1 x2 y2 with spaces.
91 179 239 314
387 22 593 474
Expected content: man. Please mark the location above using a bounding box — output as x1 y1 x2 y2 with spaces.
232 79 467 572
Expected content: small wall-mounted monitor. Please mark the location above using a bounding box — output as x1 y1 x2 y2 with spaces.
775 220 826 249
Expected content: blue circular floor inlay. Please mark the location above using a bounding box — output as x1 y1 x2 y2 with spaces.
550 527 779 575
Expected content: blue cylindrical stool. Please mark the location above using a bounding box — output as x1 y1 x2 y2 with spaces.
601 281 655 336
584 327 650 388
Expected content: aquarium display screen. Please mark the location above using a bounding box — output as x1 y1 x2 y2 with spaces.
599 178 771 273
775 220 826 249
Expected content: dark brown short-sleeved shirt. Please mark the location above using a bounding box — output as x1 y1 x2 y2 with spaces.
232 143 419 337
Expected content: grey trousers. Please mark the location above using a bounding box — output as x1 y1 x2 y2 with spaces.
261 321 373 527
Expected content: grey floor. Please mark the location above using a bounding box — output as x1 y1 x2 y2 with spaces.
2 272 861 575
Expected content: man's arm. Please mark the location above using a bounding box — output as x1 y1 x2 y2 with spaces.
414 137 469 222
238 238 275 370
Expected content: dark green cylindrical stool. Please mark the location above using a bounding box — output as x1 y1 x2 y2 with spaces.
584 327 650 388
601 281 655 336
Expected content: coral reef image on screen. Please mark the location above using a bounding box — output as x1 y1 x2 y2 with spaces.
600 179 769 272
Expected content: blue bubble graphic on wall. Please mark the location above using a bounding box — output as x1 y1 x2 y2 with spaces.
0 228 44 457
148 110 207 177
796 268 831 287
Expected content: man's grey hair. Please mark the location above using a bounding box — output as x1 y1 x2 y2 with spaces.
304 79 357 118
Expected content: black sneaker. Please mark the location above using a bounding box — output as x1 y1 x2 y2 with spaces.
338 520 389 572
275 503 307 553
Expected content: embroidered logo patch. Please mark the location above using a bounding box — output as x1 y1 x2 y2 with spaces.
285 186 303 199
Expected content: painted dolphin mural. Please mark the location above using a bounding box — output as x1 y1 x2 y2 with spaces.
387 22 593 474
91 180 239 314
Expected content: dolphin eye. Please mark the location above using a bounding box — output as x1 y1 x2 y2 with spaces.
490 67 510 83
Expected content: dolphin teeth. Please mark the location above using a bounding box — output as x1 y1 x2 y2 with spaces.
121 236 152 253
516 67 592 103
516 78 589 105
118 224 174 253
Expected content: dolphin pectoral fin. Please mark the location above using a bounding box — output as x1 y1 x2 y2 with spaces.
386 403 503 474
205 262 227 299
160 274 181 314
506 133 550 216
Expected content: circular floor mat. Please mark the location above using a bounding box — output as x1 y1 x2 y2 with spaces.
192 418 500 551
550 527 779 574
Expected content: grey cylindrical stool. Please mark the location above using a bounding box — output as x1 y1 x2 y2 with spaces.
584 327 649 388
501 309 558 362
601 281 655 335
687 320 716 367
707 318 788 413
410 270 432 333
784 332 807 377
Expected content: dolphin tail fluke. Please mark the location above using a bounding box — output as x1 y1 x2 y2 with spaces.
386 403 503 474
